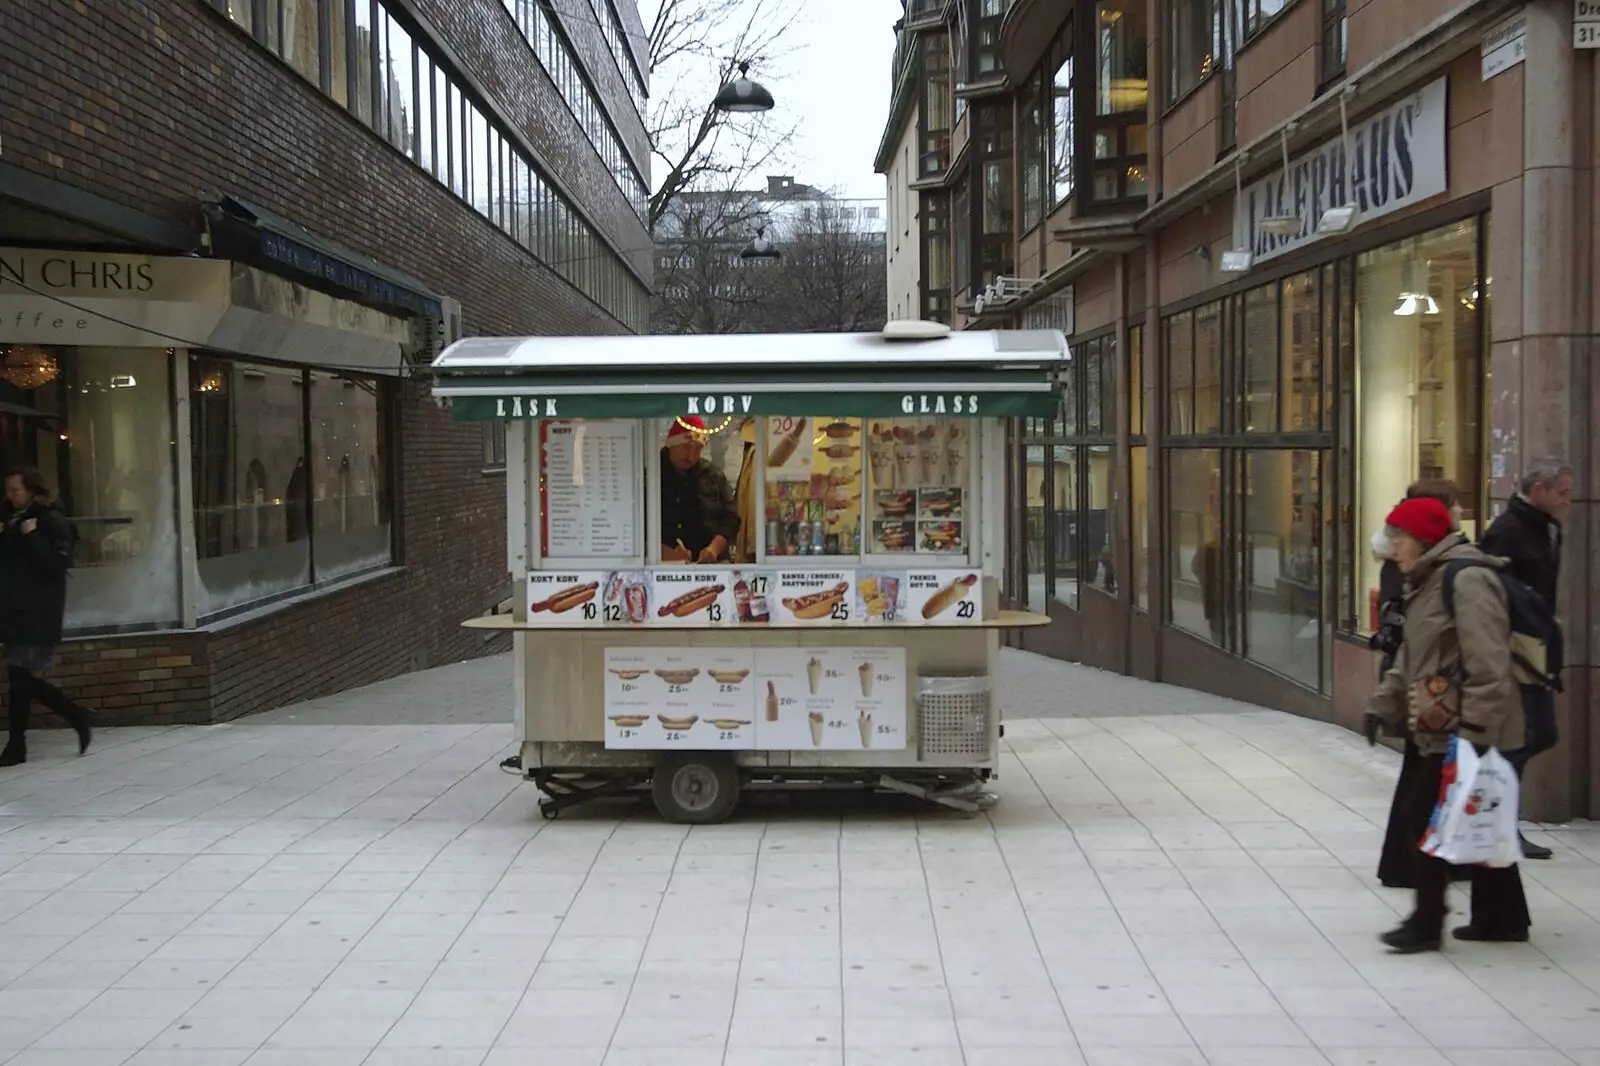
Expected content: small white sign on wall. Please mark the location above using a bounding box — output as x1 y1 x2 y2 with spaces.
1579 1 1600 48
1483 11 1528 75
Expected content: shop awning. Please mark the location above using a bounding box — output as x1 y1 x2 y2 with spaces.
209 194 444 319
430 328 1070 420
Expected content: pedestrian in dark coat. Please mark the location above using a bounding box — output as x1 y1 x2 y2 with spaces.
1478 456 1572 860
0 468 91 766
1370 480 1470 889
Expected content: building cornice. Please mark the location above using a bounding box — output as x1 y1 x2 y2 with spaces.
873 47 922 174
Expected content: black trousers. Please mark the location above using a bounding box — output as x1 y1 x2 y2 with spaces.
6 665 86 740
1505 689 1559 776
1402 752 1531 938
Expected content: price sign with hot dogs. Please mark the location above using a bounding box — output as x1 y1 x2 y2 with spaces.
525 571 611 625
648 568 738 626
771 569 858 624
904 570 983 624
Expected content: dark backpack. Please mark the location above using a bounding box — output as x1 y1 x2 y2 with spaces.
1442 560 1564 693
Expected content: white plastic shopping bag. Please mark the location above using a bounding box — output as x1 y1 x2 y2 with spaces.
1420 735 1523 867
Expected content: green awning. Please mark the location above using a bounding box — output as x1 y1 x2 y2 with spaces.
446 386 1054 421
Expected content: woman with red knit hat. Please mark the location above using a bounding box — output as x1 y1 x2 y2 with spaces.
1368 495 1530 953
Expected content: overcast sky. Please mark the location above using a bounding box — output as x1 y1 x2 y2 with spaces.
640 0 902 201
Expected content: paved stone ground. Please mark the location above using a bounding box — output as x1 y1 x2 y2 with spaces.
0 649 1594 1065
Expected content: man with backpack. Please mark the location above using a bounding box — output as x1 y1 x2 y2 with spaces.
1480 457 1573 860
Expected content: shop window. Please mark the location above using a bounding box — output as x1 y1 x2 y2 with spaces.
1050 34 1075 207
190 358 311 617
1194 302 1222 434
920 33 952 177
1166 310 1194 435
1024 441 1048 608
1129 323 1144 435
1168 449 1224 645
1087 445 1115 593
1242 284 1277 433
310 373 391 582
1243 449 1321 688
1052 445 1080 608
1282 271 1321 430
1131 444 1148 611
1350 220 1482 634
0 347 181 632
1020 68 1047 233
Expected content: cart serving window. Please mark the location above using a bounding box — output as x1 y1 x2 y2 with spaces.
433 322 1062 822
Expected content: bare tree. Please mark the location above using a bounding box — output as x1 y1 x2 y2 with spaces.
759 202 888 334
651 184 772 333
643 0 803 235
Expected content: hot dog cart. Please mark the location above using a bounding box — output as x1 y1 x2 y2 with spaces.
431 320 1058 822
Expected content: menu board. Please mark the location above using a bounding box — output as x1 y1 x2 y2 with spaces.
542 421 639 558
905 570 983 623
771 569 857 624
753 647 907 750
525 571 608 625
649 568 738 625
603 648 755 750
865 419 969 554
601 646 906 751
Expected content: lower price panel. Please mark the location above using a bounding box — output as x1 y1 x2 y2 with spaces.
601 646 908 752
603 648 756 750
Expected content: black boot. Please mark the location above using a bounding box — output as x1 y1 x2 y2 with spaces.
1520 834 1553 860
2 666 29 767
29 675 91 756
1380 917 1442 954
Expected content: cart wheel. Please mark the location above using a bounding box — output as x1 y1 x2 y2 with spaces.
539 802 560 821
974 791 1001 811
652 753 741 825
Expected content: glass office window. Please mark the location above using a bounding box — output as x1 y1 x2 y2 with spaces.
1244 450 1321 688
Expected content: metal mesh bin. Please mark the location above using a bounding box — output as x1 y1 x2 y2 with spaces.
916 674 992 760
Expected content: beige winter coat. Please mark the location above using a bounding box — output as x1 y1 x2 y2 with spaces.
1369 536 1525 756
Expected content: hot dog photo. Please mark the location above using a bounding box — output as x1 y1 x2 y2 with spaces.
523 571 610 626
781 580 850 620
919 572 979 620
656 584 725 619
529 581 598 613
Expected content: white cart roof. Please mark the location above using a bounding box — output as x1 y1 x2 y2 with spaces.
431 323 1069 421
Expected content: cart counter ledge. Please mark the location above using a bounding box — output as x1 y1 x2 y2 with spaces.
433 320 1059 823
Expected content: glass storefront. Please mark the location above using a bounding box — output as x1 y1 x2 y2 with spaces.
1157 215 1484 692
0 346 180 630
0 345 396 634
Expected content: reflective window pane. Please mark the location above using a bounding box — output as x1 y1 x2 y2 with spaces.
1168 448 1223 645
1244 449 1321 689
1166 309 1193 435
383 14 416 158
327 0 347 105
1282 270 1321 430
1052 445 1079 608
1025 448 1048 609
1131 444 1148 611
1194 302 1222 434
281 0 320 84
1243 284 1278 432
352 0 376 125
190 357 310 617
310 372 391 581
1087 444 1115 593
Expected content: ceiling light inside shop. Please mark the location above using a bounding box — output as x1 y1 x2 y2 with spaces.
1393 293 1441 317
0 346 59 391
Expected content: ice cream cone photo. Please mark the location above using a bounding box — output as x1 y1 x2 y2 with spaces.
808 711 824 747
806 656 822 695
858 660 873 698
858 711 873 748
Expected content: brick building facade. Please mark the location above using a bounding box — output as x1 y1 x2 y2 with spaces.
0 0 652 723
879 0 1600 820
